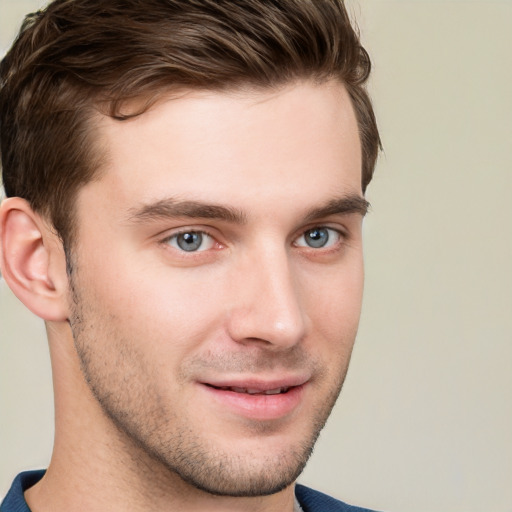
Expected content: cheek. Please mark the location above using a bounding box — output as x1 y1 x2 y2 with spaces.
302 260 364 343
78 255 228 363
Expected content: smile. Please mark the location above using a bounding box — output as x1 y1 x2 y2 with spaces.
207 385 292 395
200 379 308 421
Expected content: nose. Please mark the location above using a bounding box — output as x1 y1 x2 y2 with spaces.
225 247 309 350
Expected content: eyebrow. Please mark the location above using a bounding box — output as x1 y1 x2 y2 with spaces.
303 195 370 222
126 199 247 224
126 194 369 226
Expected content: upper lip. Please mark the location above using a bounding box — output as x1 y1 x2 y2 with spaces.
200 375 310 392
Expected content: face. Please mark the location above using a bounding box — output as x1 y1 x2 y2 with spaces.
68 81 365 497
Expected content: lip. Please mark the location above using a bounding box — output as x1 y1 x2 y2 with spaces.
199 376 309 421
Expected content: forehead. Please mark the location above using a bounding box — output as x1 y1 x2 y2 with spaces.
83 81 362 220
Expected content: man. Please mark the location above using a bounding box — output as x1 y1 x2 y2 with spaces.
0 0 381 511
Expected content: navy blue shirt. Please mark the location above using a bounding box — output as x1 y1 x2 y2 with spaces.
2 470 381 512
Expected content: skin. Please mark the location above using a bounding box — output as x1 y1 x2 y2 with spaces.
0 80 365 512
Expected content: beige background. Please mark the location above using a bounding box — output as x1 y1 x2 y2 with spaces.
1 1 511 511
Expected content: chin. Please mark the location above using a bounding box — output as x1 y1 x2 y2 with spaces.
165 444 312 497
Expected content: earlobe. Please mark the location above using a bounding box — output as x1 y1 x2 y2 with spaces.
0 197 70 321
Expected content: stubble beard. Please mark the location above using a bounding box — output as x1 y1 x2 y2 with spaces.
67 270 351 498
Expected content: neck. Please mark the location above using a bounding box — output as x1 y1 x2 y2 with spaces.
25 322 296 512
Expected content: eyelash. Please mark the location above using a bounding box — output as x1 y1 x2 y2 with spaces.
160 225 347 255
293 227 345 250
162 230 220 253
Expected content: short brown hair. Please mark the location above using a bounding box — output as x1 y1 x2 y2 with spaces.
0 0 380 247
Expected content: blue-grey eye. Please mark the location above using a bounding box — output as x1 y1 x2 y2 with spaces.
166 231 214 252
295 227 340 249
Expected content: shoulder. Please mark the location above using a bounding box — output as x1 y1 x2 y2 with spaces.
295 483 384 512
1 470 45 512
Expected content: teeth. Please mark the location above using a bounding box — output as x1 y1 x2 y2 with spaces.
265 388 285 395
231 387 249 393
221 386 289 395
247 388 265 394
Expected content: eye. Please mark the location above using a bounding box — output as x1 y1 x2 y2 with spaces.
165 231 215 252
295 227 341 249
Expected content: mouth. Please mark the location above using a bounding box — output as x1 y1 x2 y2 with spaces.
199 378 308 421
205 384 292 395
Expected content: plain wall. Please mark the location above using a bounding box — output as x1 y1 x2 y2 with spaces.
1 1 511 511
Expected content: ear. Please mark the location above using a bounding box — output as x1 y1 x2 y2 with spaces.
0 197 70 321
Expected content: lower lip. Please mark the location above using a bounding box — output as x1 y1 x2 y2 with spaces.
200 384 306 421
